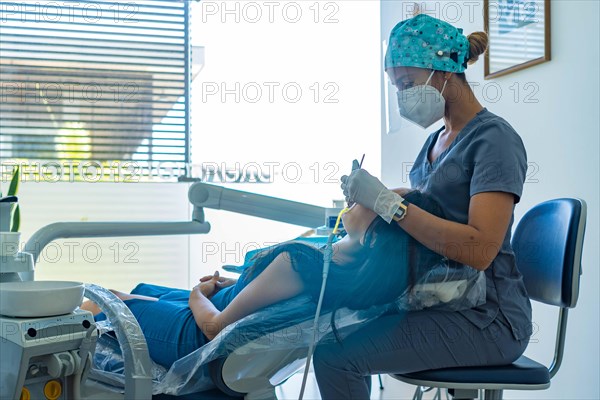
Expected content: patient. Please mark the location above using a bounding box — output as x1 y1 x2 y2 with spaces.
82 190 445 369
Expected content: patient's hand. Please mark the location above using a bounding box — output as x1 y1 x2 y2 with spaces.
196 271 237 298
195 281 218 298
194 271 220 298
199 272 237 290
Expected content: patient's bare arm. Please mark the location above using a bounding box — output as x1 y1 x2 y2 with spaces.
188 288 222 340
189 253 306 340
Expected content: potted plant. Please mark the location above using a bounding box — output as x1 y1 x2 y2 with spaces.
0 166 21 256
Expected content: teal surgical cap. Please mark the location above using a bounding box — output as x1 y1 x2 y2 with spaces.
384 14 470 73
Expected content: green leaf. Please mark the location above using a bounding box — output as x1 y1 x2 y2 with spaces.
7 166 20 196
11 204 20 232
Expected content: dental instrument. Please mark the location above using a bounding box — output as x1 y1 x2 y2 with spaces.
346 154 366 209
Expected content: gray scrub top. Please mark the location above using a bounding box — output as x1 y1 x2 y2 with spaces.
409 107 532 341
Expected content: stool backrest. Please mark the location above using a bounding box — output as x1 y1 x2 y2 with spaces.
511 198 587 308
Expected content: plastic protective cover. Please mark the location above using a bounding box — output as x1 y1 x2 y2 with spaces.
395 257 486 311
84 284 154 393
89 293 394 396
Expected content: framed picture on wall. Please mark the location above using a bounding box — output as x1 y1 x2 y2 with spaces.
484 0 551 79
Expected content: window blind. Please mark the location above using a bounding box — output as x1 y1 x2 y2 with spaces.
0 0 191 180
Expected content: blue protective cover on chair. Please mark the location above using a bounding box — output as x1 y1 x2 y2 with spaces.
511 198 584 308
398 355 550 385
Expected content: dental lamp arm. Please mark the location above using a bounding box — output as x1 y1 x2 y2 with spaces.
22 183 327 280
24 218 210 266
188 182 326 228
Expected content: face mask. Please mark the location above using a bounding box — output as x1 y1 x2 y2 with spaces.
396 70 447 129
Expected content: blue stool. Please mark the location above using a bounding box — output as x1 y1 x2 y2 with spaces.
388 198 588 400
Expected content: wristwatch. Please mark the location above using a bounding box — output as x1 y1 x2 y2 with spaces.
392 198 410 222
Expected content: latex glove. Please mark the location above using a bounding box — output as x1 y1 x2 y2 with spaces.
340 159 387 210
340 160 405 223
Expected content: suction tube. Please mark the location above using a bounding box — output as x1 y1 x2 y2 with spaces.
298 207 348 399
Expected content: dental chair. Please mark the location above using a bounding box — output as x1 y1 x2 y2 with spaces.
2 182 388 400
389 198 588 400
89 285 390 400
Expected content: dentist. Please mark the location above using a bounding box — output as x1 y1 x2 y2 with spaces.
313 14 532 399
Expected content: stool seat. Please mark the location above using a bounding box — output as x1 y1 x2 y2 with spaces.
394 356 551 390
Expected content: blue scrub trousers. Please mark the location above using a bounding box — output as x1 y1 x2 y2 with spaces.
313 309 529 399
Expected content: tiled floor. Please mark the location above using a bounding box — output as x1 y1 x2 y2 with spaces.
276 370 432 400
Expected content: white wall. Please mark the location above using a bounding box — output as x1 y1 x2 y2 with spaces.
380 1 599 399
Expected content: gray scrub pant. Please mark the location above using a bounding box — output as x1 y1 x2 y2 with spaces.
313 309 529 400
